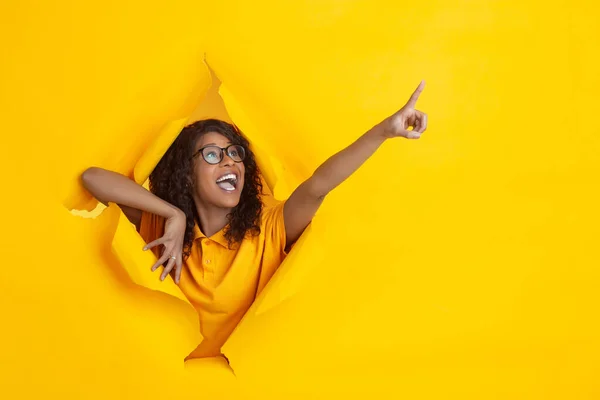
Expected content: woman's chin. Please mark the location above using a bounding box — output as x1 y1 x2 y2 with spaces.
216 195 241 209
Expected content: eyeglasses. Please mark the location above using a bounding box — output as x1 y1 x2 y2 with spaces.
192 144 246 165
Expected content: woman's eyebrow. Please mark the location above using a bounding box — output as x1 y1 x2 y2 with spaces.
200 142 232 147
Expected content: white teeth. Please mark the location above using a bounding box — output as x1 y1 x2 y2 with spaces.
216 173 237 183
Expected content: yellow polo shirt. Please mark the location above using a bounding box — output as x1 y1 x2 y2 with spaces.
139 201 287 359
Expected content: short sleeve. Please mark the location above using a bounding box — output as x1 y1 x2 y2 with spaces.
138 211 166 258
263 201 287 255
257 200 288 292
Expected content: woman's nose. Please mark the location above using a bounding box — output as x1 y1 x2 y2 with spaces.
220 152 235 166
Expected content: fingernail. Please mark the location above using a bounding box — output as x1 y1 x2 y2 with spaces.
142 246 147 251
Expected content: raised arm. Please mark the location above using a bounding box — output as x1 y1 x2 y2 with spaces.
81 167 186 282
283 81 428 246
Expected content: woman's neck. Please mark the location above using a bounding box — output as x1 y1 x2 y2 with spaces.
193 198 231 238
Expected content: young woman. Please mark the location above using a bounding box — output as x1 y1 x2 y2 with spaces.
82 81 427 359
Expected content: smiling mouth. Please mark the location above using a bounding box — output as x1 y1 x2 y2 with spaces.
216 173 238 192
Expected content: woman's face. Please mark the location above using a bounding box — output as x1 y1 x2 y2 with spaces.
192 132 246 209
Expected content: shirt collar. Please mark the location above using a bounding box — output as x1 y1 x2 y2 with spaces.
193 223 229 248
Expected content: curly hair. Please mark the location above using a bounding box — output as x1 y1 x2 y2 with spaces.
149 119 263 258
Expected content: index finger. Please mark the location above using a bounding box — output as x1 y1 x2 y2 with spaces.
405 80 425 108
143 237 166 251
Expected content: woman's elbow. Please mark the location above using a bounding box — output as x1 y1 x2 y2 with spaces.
81 167 102 189
303 176 329 201
81 167 111 203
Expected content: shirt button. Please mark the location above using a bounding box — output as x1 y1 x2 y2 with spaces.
205 259 211 264
204 240 210 246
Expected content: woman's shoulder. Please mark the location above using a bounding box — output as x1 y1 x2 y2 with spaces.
256 196 286 247
260 196 285 224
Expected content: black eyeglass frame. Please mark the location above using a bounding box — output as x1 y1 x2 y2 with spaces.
192 144 246 165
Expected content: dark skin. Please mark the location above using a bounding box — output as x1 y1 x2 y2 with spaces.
82 81 428 283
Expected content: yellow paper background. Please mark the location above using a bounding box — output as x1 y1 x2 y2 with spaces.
1 1 599 398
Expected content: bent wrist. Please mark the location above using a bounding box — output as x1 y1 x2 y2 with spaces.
163 203 185 220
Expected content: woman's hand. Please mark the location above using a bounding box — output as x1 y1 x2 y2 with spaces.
143 210 186 284
378 80 428 140
282 80 429 246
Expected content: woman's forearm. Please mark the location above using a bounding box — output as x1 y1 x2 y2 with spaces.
81 167 182 219
307 125 386 198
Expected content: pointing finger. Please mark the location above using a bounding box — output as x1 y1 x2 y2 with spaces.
405 80 425 109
